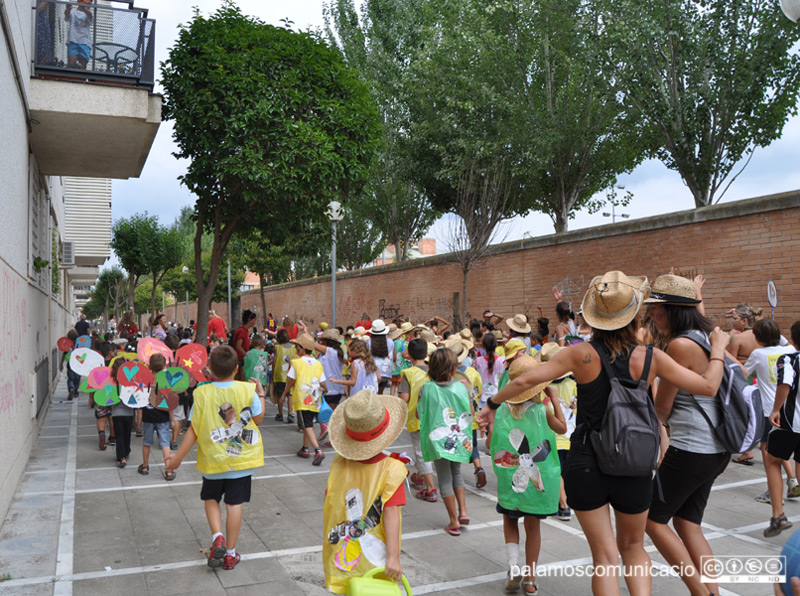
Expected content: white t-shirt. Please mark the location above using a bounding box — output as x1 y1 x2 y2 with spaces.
745 345 796 414
287 356 327 383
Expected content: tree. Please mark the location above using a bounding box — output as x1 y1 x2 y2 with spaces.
161 3 381 342
110 213 158 309
599 0 800 207
143 225 186 317
94 266 127 323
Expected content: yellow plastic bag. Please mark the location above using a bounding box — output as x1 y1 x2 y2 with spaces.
345 567 412 596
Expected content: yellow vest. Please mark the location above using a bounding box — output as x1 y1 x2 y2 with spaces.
323 454 407 594
549 377 577 451
462 366 482 430
290 357 325 412
192 382 264 475
273 343 296 383
400 365 428 433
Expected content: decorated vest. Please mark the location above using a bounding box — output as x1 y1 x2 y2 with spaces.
549 377 577 451
290 357 324 413
400 365 428 433
392 339 410 376
243 349 268 386
458 366 482 431
323 455 407 594
418 381 472 463
498 369 510 391
491 402 560 515
192 382 264 475
273 342 296 383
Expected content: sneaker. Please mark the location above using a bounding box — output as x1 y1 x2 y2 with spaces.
788 478 800 499
67 392 74 401
557 507 572 522
108 436 116 446
286 414 295 424
322 440 332 448
208 535 226 568
223 552 241 570
313 450 326 466
410 473 424 489
170 442 178 451
475 467 487 489
415 488 439 502
756 490 783 504
98 432 106 451
274 413 283 422
297 447 310 458
505 568 523 592
318 423 329 442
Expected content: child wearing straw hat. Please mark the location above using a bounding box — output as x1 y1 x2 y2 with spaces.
324 390 408 593
491 355 566 594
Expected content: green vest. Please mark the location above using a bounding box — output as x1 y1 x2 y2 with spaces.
418 381 472 463
491 402 560 515
498 369 510 391
243 349 268 386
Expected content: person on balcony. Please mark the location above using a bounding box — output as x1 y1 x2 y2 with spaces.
65 0 93 69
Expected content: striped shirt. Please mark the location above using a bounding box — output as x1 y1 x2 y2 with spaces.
776 351 800 433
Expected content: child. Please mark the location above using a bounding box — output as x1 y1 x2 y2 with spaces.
139 353 176 479
329 339 379 395
109 357 134 468
165 346 266 570
418 348 473 535
390 322 414 396
398 338 436 501
324 389 407 593
273 328 296 423
282 333 327 465
312 329 346 446
209 333 222 351
244 334 269 391
492 355 566 594
474 332 505 409
96 341 116 450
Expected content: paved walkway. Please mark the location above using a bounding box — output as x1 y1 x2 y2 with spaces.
0 377 794 595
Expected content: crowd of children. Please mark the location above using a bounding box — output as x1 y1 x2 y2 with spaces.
62 277 800 595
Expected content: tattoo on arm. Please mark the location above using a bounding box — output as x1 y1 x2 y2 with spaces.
583 353 591 364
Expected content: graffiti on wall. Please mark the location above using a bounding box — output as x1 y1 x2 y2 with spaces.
552 275 586 307
0 266 27 414
378 299 404 321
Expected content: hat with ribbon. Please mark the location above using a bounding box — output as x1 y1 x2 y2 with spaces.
329 390 408 460
371 319 390 336
580 271 648 331
643 274 701 306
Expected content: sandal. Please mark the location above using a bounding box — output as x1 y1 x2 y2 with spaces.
458 515 470 526
117 459 127 469
137 464 149 476
522 580 538 595
475 467 487 489
164 470 176 482
732 456 754 466
444 524 461 536
415 488 438 502
764 513 793 537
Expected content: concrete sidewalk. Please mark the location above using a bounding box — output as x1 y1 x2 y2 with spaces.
0 377 793 595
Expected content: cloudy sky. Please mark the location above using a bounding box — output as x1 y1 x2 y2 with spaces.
111 0 800 256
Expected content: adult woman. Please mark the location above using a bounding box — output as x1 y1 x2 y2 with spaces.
553 301 577 347
267 316 299 341
479 271 728 596
207 310 227 345
118 310 138 339
151 313 168 341
643 274 729 596
369 319 394 393
726 303 767 363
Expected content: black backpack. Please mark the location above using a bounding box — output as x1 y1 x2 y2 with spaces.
677 330 763 454
589 344 660 477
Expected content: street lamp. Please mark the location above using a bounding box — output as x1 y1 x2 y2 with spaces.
327 200 344 328
781 0 800 22
182 266 189 325
602 204 630 223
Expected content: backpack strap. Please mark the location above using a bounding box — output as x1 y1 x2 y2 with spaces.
595 343 653 385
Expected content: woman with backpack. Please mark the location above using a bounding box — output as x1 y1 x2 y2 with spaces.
643 274 732 596
479 271 729 596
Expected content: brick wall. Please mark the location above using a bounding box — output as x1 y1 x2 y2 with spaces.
210 191 800 335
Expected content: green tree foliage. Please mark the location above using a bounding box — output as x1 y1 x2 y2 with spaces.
599 0 800 207
110 213 158 309
144 225 187 317
160 3 382 342
93 266 127 321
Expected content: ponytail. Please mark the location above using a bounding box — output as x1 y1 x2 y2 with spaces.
483 333 497 371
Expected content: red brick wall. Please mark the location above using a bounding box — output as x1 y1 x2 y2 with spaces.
207 192 800 335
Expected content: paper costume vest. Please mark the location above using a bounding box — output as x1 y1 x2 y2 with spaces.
418 381 473 463
400 365 428 433
273 343 296 383
290 357 324 413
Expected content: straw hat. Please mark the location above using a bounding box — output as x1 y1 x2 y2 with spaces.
389 321 414 340
321 328 341 342
540 342 570 379
506 314 531 334
580 271 648 331
329 390 408 460
388 323 398 333
292 333 317 353
459 328 473 342
504 339 527 359
419 328 440 344
506 355 551 404
444 335 471 363
345 328 356 338
492 329 506 342
643 274 701 305
353 326 368 338
371 319 390 335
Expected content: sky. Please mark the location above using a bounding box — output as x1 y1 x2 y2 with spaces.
110 0 800 260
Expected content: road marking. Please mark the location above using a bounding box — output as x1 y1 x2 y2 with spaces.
53 399 78 596
711 477 766 491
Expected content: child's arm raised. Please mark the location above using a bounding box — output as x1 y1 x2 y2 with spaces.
165 425 197 471
382 505 403 582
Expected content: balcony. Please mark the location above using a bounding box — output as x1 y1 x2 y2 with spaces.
29 0 161 179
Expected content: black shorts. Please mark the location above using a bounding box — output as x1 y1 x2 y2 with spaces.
648 446 729 525
767 429 800 461
760 416 772 445
298 410 317 428
558 449 569 477
200 475 252 505
324 393 343 407
274 382 286 399
496 503 551 520
564 447 652 515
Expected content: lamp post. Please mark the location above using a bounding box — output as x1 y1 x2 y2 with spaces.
781 0 800 22
602 204 630 223
182 266 189 325
327 201 344 328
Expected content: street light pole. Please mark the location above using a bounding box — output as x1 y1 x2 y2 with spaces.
327 201 344 328
602 203 630 224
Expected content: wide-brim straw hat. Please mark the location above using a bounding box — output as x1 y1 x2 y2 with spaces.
321 328 341 342
643 274 701 305
371 319 389 335
389 321 414 340
419 328 440 344
506 355 551 404
506 314 531 334
291 333 317 353
444 335 472 363
492 329 506 342
540 342 571 379
329 390 408 460
353 326 368 338
504 339 527 359
581 271 648 331
459 328 473 342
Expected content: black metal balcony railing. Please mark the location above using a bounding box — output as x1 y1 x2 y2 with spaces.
34 0 155 90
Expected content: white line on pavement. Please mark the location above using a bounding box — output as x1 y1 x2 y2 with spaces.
711 477 766 491
53 399 78 596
